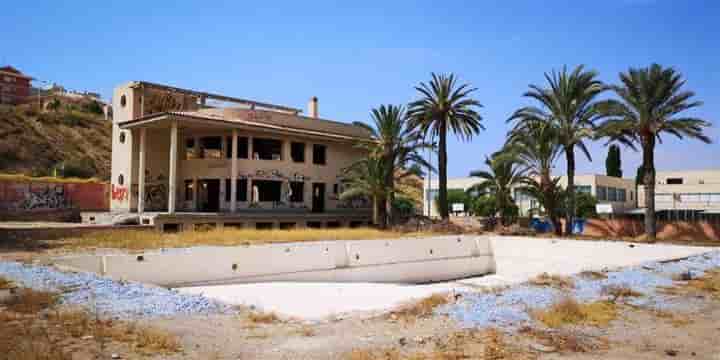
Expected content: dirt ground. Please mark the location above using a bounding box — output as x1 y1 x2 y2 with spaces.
2 231 720 359
139 292 720 360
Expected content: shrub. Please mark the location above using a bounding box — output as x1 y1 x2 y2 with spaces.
392 196 415 217
61 157 97 179
83 100 104 115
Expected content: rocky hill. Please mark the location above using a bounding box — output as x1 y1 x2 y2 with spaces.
0 102 111 180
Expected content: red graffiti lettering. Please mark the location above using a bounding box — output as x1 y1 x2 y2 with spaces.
112 184 128 201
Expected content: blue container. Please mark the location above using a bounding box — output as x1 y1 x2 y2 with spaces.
572 218 586 234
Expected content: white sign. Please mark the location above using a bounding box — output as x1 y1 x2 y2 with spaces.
452 203 465 212
596 203 614 214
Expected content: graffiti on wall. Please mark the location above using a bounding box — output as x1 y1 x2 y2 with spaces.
19 184 68 210
140 182 167 211
111 184 128 202
0 181 109 212
127 173 168 211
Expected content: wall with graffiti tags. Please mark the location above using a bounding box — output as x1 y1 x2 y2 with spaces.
0 180 109 212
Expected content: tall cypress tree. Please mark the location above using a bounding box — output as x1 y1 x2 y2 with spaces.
605 144 622 178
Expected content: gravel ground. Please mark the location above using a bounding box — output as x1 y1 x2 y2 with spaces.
0 261 232 318
440 250 720 330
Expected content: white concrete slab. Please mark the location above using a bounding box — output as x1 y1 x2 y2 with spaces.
179 237 712 320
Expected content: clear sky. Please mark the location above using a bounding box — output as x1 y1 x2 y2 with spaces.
3 0 718 178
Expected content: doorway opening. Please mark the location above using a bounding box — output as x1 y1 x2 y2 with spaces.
312 183 325 213
198 179 220 212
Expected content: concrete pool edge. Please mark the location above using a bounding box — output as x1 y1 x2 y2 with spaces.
53 235 497 287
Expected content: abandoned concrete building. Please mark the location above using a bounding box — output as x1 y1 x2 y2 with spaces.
111 81 373 231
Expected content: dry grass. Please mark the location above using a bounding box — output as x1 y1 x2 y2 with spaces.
649 308 693 327
532 297 618 328
578 271 608 280
61 228 425 250
660 269 720 299
388 294 450 322
0 285 181 359
131 325 183 354
687 269 720 297
247 311 281 324
344 329 532 360
1 288 59 314
296 325 316 337
0 277 15 290
346 348 402 360
528 273 575 289
518 326 609 353
601 285 643 303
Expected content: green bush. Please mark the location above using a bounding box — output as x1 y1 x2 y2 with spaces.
445 189 471 213
83 100 104 115
572 192 598 218
60 158 97 179
392 197 415 217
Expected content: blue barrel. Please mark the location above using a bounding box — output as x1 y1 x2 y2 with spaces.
572 218 586 234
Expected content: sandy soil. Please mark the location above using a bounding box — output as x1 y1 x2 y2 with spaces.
133 291 720 360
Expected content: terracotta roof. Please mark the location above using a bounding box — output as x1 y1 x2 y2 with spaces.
120 108 372 141
0 66 33 79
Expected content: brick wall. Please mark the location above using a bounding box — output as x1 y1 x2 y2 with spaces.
0 180 109 212
583 218 720 242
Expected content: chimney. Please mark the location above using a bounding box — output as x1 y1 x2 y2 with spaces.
308 96 318 118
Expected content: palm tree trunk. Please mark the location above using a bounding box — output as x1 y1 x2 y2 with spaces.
372 195 387 228
438 120 449 220
372 195 379 226
385 192 394 228
642 141 657 242
384 161 395 227
565 147 576 236
377 195 388 229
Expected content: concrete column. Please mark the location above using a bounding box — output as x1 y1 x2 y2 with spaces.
168 121 178 214
230 129 238 212
137 128 147 214
191 177 198 211
248 136 254 160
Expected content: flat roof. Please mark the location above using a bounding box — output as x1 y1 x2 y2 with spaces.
119 110 372 142
128 81 302 114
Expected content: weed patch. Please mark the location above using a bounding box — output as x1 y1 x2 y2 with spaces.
518 326 609 353
344 328 533 360
0 277 15 289
1 288 59 314
388 294 450 322
529 273 575 289
0 284 181 358
660 269 720 299
532 297 618 328
602 285 643 303
247 311 281 324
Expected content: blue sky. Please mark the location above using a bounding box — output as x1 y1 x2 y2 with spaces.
3 0 718 178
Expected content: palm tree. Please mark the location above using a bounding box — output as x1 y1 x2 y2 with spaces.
353 105 433 227
340 157 389 227
597 64 712 241
519 176 567 234
468 152 526 226
504 121 564 235
509 65 607 235
408 73 484 221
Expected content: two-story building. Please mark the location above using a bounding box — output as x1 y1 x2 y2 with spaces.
111 81 373 231
423 174 636 217
0 66 33 105
636 169 720 220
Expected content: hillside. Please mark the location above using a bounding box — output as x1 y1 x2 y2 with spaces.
0 103 111 180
